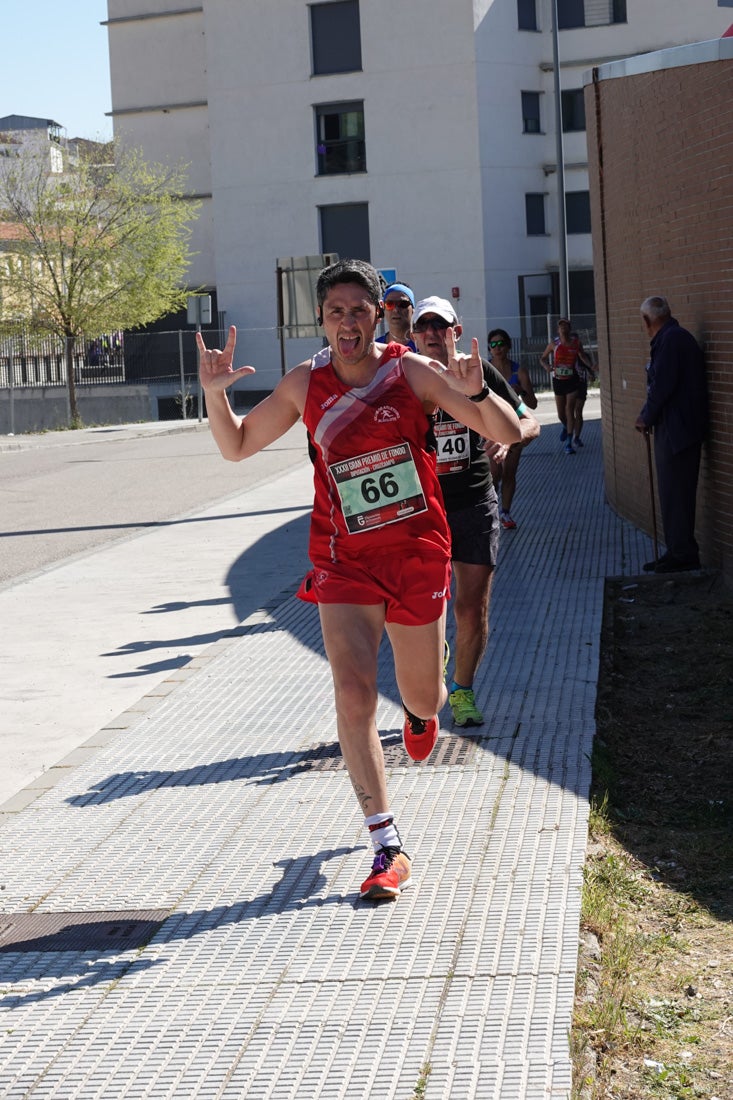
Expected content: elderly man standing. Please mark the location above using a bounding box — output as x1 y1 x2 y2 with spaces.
635 295 708 574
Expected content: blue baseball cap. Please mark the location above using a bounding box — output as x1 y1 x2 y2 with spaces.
383 283 415 307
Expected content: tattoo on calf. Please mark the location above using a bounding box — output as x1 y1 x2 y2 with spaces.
353 782 372 813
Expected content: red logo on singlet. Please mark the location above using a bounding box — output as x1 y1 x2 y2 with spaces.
374 405 400 423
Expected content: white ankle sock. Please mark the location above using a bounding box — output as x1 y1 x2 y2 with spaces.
365 811 401 852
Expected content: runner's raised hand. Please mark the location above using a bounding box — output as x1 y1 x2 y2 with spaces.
196 325 255 392
444 329 484 396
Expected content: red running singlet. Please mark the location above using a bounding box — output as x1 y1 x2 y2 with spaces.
303 344 450 567
552 336 581 380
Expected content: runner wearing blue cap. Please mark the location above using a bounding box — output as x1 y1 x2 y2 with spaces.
379 282 417 351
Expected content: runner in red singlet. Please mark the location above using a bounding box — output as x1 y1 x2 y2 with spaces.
197 259 520 902
539 318 593 455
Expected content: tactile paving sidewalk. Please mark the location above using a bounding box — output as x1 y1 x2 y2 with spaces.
0 415 654 1099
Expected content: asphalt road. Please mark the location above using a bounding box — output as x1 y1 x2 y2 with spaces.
0 392 573 588
0 421 310 588
0 419 314 804
0 394 584 806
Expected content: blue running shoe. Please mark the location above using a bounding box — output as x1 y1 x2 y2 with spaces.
560 427 568 442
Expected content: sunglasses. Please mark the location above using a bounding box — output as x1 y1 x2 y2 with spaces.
489 339 507 348
413 318 451 333
384 299 412 310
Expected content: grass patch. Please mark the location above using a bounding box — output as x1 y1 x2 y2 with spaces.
572 574 733 1099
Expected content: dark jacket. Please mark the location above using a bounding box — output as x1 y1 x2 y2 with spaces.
640 318 708 453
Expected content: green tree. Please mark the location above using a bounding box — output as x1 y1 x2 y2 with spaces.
0 141 199 426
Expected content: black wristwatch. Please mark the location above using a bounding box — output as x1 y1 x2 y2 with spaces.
468 381 490 403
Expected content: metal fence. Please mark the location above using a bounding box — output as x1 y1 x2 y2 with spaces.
1 315 598 397
0 332 120 388
0 329 225 390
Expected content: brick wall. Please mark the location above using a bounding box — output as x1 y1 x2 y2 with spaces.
585 58 733 580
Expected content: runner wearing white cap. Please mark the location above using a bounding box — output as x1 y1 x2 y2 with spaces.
412 296 539 728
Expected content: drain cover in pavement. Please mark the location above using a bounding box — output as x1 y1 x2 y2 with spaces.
0 910 169 953
307 733 476 771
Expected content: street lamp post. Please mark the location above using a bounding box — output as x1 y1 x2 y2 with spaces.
551 0 570 319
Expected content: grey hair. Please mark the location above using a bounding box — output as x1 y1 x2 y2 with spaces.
640 296 671 322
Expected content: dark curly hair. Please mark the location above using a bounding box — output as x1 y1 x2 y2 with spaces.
316 259 382 309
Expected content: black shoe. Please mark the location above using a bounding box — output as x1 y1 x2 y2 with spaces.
643 552 669 572
654 556 700 574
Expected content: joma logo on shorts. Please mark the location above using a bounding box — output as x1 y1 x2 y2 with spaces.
432 588 448 599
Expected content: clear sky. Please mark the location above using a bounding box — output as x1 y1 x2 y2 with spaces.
3 1 112 141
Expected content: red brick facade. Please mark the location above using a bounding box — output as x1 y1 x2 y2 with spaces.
585 55 733 580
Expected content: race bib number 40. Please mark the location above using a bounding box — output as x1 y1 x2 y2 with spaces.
329 442 428 533
435 418 470 476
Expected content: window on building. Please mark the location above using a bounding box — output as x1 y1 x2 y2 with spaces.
557 0 585 28
311 1 361 76
569 270 596 316
561 89 586 132
566 190 591 234
558 0 627 28
612 0 627 23
320 202 370 261
315 102 365 175
522 92 542 134
525 193 546 236
517 0 538 31
529 295 552 337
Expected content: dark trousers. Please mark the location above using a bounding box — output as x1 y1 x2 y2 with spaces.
654 427 702 562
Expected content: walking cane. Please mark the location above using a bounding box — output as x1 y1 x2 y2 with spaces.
644 429 659 563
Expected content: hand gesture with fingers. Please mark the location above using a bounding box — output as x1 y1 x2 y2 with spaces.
444 329 484 397
196 326 255 393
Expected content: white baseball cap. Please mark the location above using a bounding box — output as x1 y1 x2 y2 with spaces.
412 296 458 326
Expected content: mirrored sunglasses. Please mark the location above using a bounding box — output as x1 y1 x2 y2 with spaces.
413 318 451 333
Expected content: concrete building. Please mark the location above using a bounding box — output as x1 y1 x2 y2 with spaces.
0 115 67 173
0 115 109 173
104 0 731 391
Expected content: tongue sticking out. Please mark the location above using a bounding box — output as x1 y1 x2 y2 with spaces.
340 337 360 357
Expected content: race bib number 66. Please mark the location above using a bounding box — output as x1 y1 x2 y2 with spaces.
329 442 428 533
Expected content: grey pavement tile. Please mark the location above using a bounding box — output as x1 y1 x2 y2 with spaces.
0 418 658 1098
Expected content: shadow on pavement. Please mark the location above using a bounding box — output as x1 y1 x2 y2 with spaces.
0 846 362 1005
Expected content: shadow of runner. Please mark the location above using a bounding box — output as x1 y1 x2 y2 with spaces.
0 846 360 1005
65 743 346 806
100 512 312 668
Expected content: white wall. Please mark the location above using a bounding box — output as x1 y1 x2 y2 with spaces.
473 0 730 329
199 0 488 387
108 2 215 288
106 0 731 383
